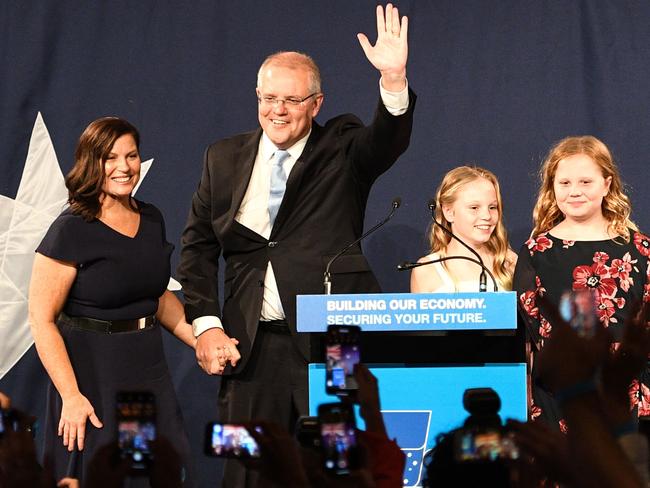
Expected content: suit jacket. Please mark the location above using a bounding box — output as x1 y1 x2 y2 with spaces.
178 91 416 372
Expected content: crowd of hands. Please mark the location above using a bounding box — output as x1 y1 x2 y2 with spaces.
504 297 650 488
0 389 180 488
2 298 650 488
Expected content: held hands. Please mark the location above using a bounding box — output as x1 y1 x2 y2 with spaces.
195 327 241 375
58 392 103 451
357 3 408 91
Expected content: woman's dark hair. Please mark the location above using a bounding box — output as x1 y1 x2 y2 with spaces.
65 117 140 220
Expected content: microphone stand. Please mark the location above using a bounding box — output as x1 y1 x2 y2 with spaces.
323 198 401 294
397 255 498 292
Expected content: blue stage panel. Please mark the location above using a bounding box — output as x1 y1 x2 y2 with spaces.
308 363 527 487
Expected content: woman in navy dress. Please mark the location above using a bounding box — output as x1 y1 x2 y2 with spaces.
28 117 206 485
514 135 650 431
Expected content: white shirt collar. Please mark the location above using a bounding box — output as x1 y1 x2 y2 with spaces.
260 130 311 162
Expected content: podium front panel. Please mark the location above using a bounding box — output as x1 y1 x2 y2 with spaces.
308 363 527 487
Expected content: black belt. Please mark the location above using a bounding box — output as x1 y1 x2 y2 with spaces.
258 319 290 334
60 312 155 334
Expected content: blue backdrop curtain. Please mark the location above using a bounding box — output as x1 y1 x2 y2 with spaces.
2 1 650 485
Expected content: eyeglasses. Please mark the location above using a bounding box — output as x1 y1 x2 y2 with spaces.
257 92 319 109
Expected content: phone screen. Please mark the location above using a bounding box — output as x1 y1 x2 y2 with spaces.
559 289 597 338
116 392 156 471
325 325 361 395
455 428 519 462
204 423 261 458
318 402 359 475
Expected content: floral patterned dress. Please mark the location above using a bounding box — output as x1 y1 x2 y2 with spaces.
513 230 650 431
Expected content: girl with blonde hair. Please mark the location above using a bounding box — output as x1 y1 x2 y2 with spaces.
514 135 650 429
531 135 637 240
410 165 517 293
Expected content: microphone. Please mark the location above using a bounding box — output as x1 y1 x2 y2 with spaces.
423 198 496 292
397 256 498 292
323 197 401 295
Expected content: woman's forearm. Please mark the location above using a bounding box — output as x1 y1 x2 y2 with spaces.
156 290 196 348
28 254 81 401
30 319 80 400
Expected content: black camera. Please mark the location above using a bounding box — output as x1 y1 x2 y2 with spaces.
295 415 321 450
422 388 519 488
454 388 519 462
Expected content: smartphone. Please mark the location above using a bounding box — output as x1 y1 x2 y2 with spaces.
454 427 519 462
204 422 261 458
295 415 321 450
318 402 360 475
325 325 361 396
559 289 598 338
116 391 156 472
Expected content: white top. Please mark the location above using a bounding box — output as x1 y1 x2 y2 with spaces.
424 253 502 293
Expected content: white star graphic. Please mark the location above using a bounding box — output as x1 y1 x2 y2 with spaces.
0 113 179 379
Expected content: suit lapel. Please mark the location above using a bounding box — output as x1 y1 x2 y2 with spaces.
229 129 262 224
271 124 322 235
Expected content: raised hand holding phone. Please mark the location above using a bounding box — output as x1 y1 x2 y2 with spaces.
325 325 361 396
318 402 361 475
203 422 261 459
559 289 598 338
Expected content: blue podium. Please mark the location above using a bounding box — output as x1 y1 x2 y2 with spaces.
297 292 527 487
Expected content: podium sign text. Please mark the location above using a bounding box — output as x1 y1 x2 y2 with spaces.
297 291 516 332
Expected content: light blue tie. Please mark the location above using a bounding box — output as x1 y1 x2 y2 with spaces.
268 149 290 226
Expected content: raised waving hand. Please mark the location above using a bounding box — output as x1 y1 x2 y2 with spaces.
358 3 408 91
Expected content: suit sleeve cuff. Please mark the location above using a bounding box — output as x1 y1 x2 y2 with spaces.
379 78 409 115
192 316 224 337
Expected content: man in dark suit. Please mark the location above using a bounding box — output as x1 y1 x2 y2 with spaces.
178 3 414 485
